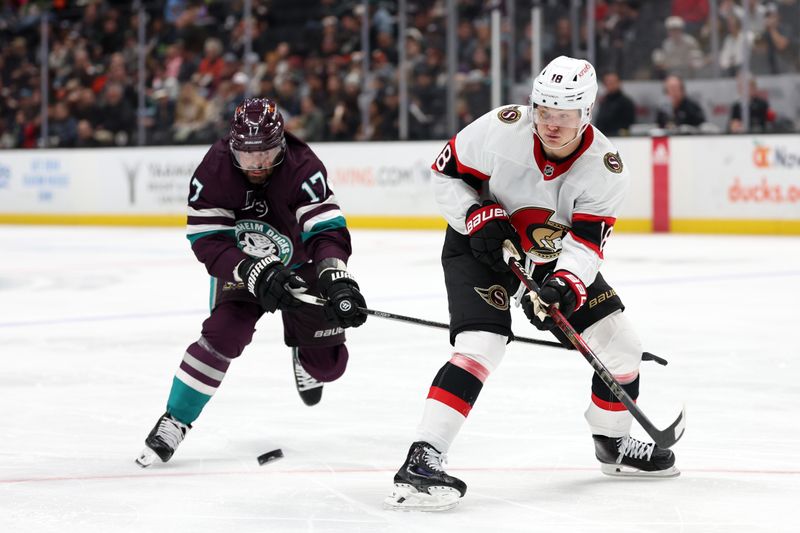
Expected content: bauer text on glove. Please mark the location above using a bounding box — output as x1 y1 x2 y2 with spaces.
465 200 521 272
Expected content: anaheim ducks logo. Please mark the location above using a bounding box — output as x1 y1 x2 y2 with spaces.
510 207 569 260
235 219 293 263
497 105 522 124
474 284 509 311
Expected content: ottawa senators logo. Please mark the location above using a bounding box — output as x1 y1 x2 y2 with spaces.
603 152 623 173
510 207 569 260
474 285 509 311
497 106 522 124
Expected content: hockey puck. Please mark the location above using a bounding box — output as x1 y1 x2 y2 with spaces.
257 448 284 465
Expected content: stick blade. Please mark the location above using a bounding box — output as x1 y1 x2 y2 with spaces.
652 405 687 449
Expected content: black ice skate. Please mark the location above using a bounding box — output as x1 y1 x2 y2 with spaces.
384 441 467 512
593 434 679 477
135 412 191 467
292 347 323 406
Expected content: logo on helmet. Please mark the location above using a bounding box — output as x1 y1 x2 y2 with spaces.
229 97 285 168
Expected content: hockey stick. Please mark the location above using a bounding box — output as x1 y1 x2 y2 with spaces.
290 291 667 365
501 241 686 449
292 292 559 346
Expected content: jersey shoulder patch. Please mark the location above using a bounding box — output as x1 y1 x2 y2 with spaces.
603 152 624 174
496 105 523 124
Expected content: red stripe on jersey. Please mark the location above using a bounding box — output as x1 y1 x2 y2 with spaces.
533 125 595 180
570 232 604 258
428 386 473 417
449 353 490 383
591 392 633 411
447 139 490 181
572 213 617 226
455 158 490 181
570 213 617 259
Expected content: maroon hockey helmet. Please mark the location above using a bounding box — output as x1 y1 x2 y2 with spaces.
229 97 286 171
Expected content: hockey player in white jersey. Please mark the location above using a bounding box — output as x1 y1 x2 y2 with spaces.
385 56 678 512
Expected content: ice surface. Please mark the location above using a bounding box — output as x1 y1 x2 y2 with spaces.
1 226 799 532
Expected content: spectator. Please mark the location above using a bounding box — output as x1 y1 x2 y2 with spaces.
147 88 177 145
195 38 225 93
287 95 326 142
275 74 302 118
96 82 136 146
656 75 706 131
70 87 100 125
459 70 490 126
172 82 213 144
758 3 795 74
98 8 124 55
75 119 100 148
653 16 703 79
7 0 793 147
545 18 575 63
719 13 747 77
728 76 773 133
671 0 709 37
162 42 184 83
408 64 446 140
594 72 636 136
599 0 643 79
49 101 78 147
730 0 769 34
328 73 360 141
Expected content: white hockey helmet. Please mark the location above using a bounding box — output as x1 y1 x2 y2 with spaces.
530 55 598 134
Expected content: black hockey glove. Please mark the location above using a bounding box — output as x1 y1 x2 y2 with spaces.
318 268 367 328
521 270 587 331
465 200 521 272
238 256 308 313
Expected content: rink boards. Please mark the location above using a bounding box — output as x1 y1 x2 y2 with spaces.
0 135 798 234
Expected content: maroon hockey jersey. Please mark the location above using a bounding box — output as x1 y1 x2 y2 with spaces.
186 132 351 282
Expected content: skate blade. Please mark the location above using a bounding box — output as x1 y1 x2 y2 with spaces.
383 483 461 512
600 463 681 478
297 386 323 406
135 447 159 468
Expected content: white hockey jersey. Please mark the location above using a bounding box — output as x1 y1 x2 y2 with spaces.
431 104 630 287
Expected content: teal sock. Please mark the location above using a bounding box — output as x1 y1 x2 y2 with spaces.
166 377 212 425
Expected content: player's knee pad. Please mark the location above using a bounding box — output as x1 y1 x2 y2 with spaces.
581 310 642 382
452 330 508 377
298 344 349 382
200 301 260 358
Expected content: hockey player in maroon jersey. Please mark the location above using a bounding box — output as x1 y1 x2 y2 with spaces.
136 97 367 467
385 56 678 511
